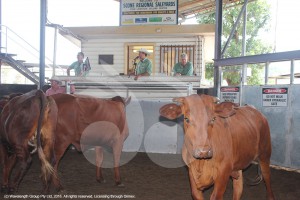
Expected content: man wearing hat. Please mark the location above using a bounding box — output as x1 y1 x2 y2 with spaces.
45 77 75 96
134 48 153 80
173 53 193 76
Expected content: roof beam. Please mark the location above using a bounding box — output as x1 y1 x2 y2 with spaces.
214 50 300 66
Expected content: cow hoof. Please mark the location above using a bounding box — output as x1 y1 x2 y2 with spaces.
0 186 16 194
1 186 16 194
58 189 68 195
8 187 16 194
1 185 8 194
116 183 125 188
97 179 107 184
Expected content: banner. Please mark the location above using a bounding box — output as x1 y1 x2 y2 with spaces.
120 0 178 26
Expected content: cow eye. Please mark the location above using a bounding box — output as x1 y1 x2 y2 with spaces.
184 117 190 123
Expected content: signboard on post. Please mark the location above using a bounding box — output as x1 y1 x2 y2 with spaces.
262 87 288 107
120 0 178 26
220 87 240 104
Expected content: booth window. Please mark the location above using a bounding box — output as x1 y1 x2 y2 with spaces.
160 45 195 75
98 54 114 65
127 45 154 73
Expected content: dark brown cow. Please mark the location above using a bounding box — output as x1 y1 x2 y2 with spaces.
0 90 58 193
49 93 130 191
159 94 275 200
0 93 23 113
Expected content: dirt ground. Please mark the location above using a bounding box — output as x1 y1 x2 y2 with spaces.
1 150 300 200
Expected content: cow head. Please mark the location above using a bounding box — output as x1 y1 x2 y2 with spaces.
160 94 228 159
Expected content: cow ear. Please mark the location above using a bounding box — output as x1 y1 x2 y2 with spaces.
173 97 185 103
214 102 238 118
159 103 183 120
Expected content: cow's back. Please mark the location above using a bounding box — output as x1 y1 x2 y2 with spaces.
0 91 41 141
51 94 127 141
212 105 271 170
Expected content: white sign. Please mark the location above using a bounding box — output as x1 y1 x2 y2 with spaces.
220 87 240 104
120 0 178 26
262 88 288 107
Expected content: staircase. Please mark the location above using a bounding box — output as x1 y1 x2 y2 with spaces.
0 25 44 85
0 52 39 84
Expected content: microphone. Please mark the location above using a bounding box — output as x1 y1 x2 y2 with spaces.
129 56 139 78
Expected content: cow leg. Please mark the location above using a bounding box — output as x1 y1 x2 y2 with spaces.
232 170 243 200
52 142 70 192
95 146 106 183
0 146 17 194
112 140 124 187
210 170 230 200
259 161 275 200
10 147 32 193
188 169 204 200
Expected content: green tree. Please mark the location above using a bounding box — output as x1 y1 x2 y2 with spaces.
199 0 272 85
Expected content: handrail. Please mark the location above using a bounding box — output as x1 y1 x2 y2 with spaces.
0 24 65 73
1 24 39 55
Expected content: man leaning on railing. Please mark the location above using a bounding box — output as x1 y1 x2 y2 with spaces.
67 52 90 77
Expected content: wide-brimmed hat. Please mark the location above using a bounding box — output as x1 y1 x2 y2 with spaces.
49 76 61 84
180 53 187 58
138 48 151 55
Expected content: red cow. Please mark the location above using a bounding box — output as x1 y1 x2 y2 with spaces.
0 90 58 193
0 93 23 113
49 93 130 191
159 94 275 200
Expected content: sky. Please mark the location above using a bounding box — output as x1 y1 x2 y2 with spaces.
1 0 120 67
1 0 300 79
270 0 300 52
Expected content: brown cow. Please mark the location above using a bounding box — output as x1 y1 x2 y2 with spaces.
0 90 58 193
49 93 130 191
0 93 23 113
159 94 275 200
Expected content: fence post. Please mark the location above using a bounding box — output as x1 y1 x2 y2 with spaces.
265 62 269 85
187 82 193 96
290 60 294 84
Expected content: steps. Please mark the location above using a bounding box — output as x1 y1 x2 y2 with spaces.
0 53 39 84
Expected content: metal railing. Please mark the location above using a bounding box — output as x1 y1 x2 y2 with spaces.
53 76 197 98
74 82 195 99
0 24 65 74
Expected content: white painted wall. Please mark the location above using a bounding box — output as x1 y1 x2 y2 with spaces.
81 35 214 76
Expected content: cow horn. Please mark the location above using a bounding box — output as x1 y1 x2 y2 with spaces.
213 97 220 104
125 96 131 106
172 97 185 103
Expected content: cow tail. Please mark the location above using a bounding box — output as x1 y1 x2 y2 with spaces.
36 90 55 182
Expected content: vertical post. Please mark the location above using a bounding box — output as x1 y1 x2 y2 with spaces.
241 4 247 85
52 25 58 77
39 0 46 89
265 62 269 85
0 0 2 51
213 0 222 96
0 0 2 84
240 3 247 106
0 61 1 85
290 59 294 84
187 82 193 96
